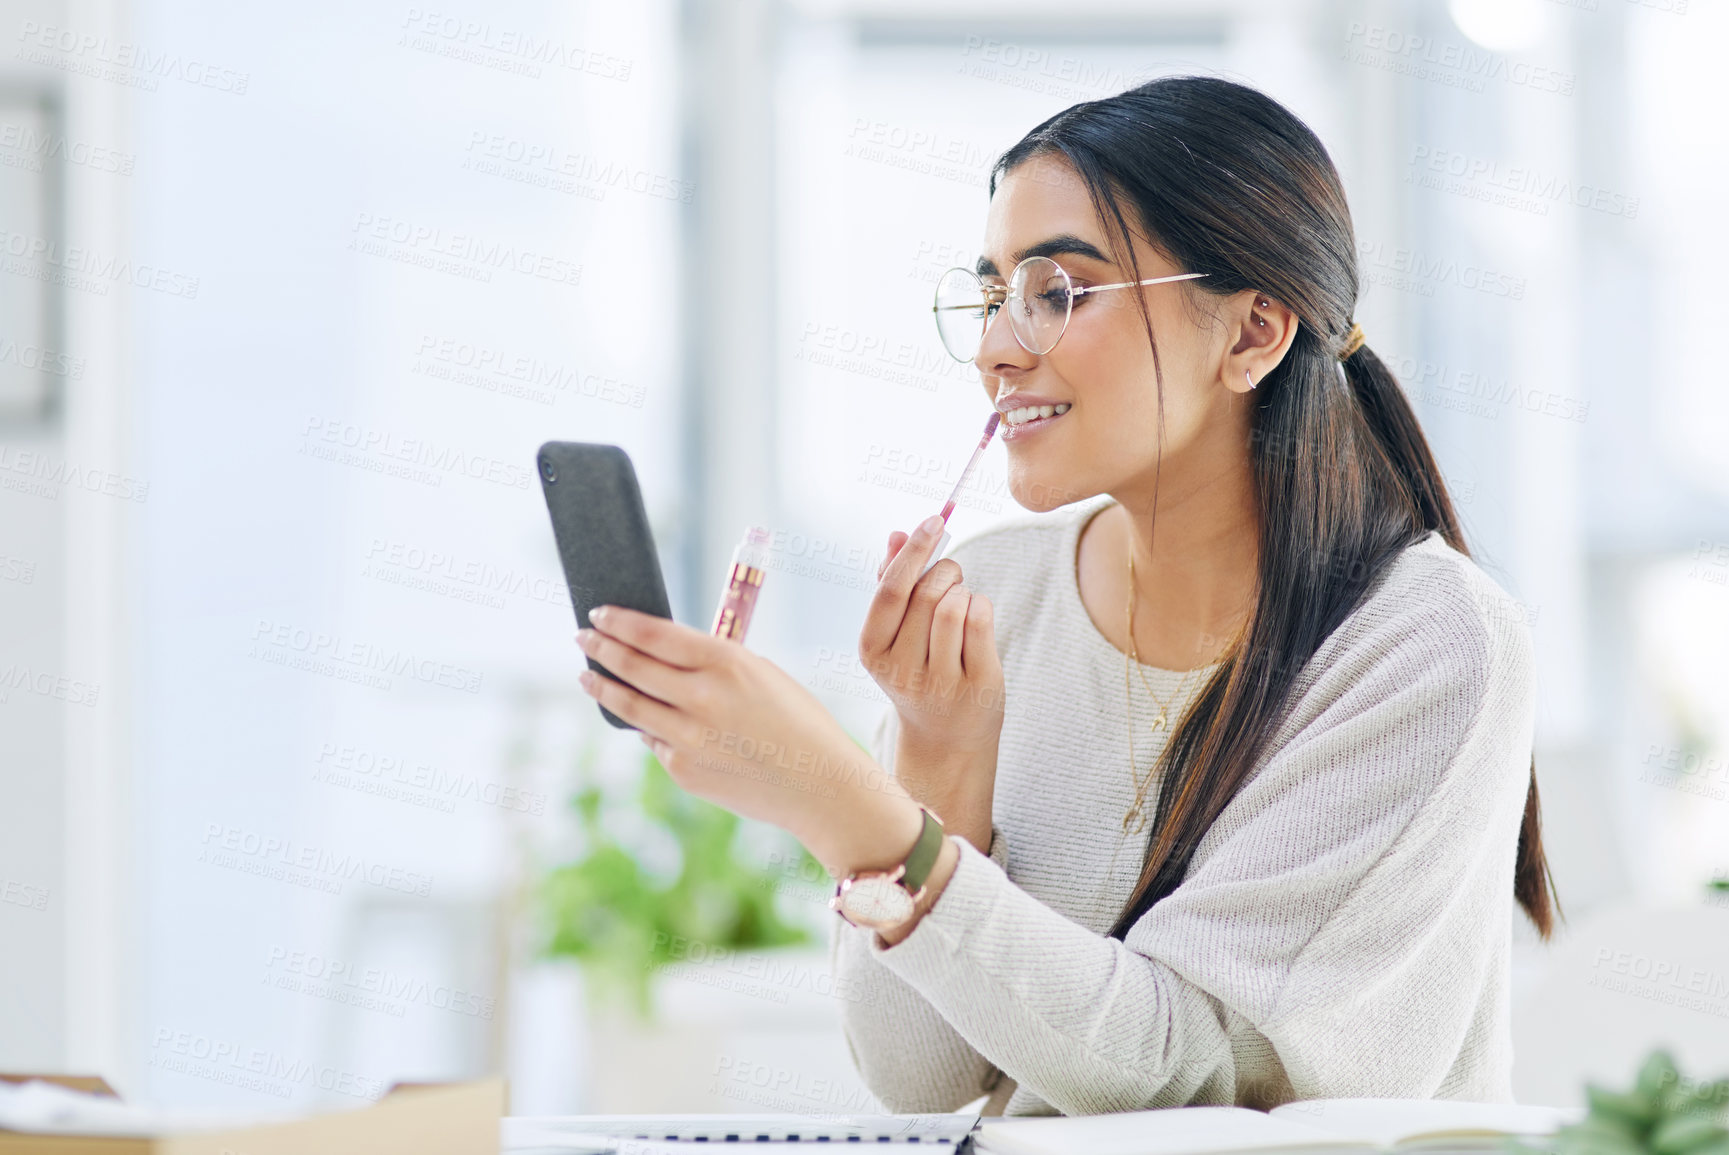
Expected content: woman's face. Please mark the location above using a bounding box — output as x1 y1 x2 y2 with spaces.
974 154 1257 512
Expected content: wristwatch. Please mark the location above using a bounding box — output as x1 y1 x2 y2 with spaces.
830 808 946 932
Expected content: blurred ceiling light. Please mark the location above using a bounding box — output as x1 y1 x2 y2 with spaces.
1448 0 1550 53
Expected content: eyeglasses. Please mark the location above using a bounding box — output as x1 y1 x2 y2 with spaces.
932 255 1208 362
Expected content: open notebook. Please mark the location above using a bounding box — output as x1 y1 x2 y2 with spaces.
973 1099 1581 1155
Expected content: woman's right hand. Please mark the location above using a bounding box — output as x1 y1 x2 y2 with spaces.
858 515 1004 850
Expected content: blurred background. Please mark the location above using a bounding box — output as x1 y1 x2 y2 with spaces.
1 0 1726 1118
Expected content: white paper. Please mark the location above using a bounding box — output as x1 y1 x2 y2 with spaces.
975 1106 1365 1155
0 1078 297 1137
1269 1099 1580 1147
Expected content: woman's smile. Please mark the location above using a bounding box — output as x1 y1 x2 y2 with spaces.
997 396 1072 442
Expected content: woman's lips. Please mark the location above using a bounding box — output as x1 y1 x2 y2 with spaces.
999 403 1070 442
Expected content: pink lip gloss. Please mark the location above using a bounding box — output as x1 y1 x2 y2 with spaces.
710 525 772 642
917 411 1002 577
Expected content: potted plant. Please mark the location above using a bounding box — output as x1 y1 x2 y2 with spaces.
537 742 822 1016
533 741 833 1110
1539 1051 1728 1155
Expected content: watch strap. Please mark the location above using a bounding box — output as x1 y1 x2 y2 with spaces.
900 807 945 895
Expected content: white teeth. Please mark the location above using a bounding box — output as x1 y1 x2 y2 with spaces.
1002 402 1070 426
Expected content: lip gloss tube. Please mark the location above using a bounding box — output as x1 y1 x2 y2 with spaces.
710 525 772 642
916 410 1001 578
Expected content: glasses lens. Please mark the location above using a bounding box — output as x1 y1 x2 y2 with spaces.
1007 256 1072 355
933 268 990 362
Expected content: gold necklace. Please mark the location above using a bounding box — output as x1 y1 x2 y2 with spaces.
1120 549 1255 834
1122 548 1196 835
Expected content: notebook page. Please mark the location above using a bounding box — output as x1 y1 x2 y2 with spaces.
1269 1099 1580 1147
976 1105 1375 1155
503 1113 978 1146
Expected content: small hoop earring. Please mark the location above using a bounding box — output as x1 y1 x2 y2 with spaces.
1245 369 1256 390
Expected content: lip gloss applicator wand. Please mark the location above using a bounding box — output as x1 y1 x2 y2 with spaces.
916 410 1001 577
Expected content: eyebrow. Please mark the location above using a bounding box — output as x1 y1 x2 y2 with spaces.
976 234 1112 278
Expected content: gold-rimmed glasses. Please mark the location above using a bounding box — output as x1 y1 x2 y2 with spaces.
932 255 1208 362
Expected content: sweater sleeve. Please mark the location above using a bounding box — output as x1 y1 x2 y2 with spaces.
863 573 1536 1114
829 706 1005 1111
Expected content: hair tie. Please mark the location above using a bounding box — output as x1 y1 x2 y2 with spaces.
1338 321 1366 361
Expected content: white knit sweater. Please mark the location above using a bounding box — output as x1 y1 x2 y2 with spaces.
830 494 1536 1116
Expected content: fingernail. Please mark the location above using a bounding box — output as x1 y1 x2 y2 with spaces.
575 629 596 651
578 670 596 692
919 515 945 537
590 606 612 626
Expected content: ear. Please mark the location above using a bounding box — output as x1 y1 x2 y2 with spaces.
1225 290 1298 393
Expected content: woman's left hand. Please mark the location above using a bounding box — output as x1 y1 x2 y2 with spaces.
575 605 924 877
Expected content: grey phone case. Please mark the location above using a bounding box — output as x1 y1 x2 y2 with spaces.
537 441 673 730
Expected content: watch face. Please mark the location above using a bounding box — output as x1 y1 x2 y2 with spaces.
838 875 915 929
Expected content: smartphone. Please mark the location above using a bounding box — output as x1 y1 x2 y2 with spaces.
537 441 674 730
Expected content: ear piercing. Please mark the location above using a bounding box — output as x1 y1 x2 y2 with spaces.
1248 297 1271 385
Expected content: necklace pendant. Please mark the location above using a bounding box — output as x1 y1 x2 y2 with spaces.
1149 713 1166 733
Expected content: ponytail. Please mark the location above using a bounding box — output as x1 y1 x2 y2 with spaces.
1340 341 1559 938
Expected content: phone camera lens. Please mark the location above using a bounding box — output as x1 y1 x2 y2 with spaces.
539 457 557 483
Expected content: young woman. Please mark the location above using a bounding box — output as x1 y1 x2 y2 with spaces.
574 75 1557 1115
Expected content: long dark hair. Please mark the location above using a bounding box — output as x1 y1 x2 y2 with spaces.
988 75 1559 940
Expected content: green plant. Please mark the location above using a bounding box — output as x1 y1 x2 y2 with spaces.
537 743 822 1019
1541 1051 1729 1155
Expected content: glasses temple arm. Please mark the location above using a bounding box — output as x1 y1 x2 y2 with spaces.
1072 272 1209 297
